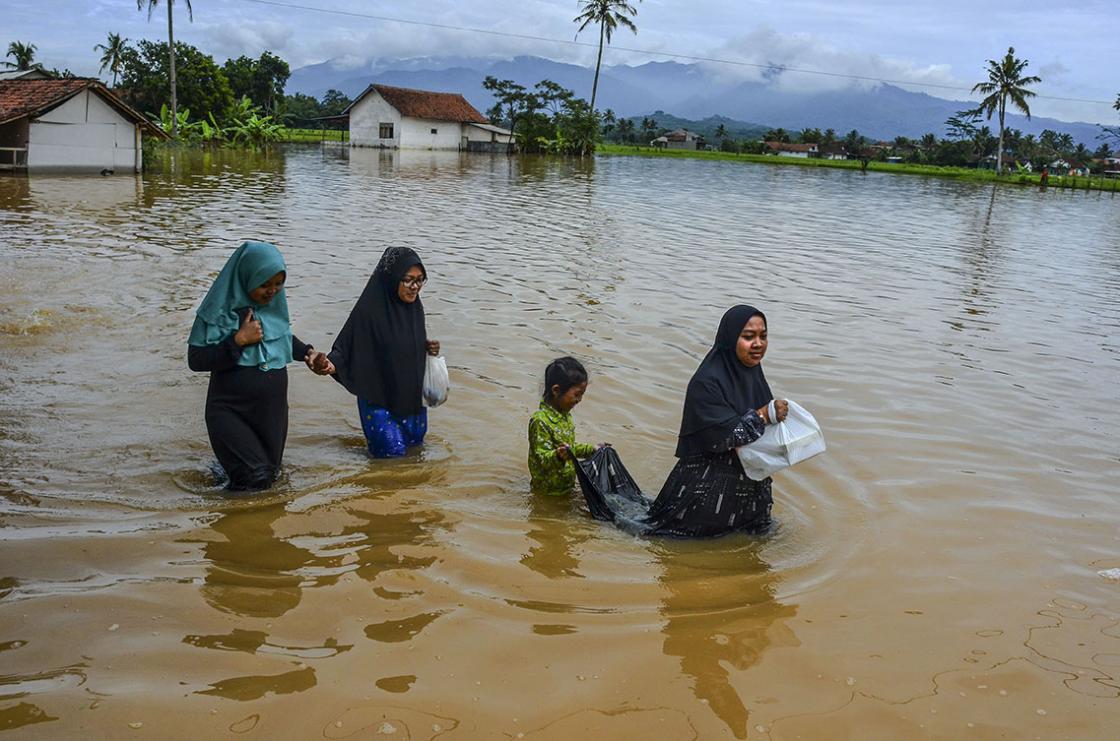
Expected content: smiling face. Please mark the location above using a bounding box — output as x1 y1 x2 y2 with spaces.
249 271 286 305
735 314 768 367
397 265 425 303
551 381 587 413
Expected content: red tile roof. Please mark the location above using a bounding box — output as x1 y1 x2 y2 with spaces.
0 78 164 136
351 84 488 124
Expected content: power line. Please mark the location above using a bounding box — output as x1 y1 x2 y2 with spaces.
236 0 1114 107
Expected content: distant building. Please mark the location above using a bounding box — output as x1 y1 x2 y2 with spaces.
0 78 164 173
653 129 703 150
345 84 513 152
764 141 818 158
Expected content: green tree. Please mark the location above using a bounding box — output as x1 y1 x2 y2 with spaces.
573 0 640 111
971 46 1041 173
765 128 789 143
714 123 728 147
4 41 39 71
798 127 822 144
319 89 352 117
223 52 290 114
483 76 534 152
118 39 233 125
94 32 128 87
601 108 616 138
945 108 981 141
137 0 194 138
1099 93 1120 146
640 116 657 143
617 117 635 143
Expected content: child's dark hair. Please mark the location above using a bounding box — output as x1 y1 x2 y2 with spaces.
543 356 588 402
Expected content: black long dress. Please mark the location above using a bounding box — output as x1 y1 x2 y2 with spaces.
575 304 776 538
188 331 311 490
576 411 773 538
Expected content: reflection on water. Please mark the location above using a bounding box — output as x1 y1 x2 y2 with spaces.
1 146 1119 736
655 540 796 738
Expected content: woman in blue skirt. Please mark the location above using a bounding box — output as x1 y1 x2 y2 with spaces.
327 247 440 457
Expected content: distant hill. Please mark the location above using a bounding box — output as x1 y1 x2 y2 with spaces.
288 55 1104 145
634 112 770 141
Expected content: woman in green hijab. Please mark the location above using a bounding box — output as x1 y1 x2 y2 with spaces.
188 241 332 490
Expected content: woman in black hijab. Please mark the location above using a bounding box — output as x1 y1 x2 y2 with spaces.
327 247 440 457
575 305 789 537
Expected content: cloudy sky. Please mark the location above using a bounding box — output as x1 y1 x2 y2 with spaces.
4 0 1117 123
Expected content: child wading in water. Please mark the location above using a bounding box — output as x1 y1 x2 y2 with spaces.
528 357 604 496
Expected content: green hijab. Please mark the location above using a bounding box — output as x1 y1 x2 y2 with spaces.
188 241 293 369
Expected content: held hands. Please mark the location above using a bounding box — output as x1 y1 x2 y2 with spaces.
234 309 263 347
426 339 440 357
758 399 790 424
305 350 335 376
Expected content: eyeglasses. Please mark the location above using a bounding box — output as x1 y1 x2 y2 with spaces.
400 276 427 289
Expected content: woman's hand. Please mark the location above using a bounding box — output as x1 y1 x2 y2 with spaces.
555 444 571 462
305 350 336 376
596 442 611 450
234 309 263 347
757 400 790 424
426 339 440 357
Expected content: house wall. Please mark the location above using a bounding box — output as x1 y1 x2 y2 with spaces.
27 90 141 173
399 116 463 150
349 91 401 148
665 139 698 150
777 150 810 158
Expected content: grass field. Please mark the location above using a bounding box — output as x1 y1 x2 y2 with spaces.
282 128 349 143
598 143 1120 193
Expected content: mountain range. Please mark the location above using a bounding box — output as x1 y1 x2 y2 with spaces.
289 55 1104 145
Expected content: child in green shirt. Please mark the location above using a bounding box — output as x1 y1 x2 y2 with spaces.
527 357 602 496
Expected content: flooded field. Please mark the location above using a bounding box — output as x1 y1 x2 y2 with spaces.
1 146 1119 739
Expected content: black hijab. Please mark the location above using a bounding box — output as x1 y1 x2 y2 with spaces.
329 247 428 417
675 305 774 458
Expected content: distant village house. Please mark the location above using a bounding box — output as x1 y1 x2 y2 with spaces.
764 141 818 158
0 76 164 173
652 129 703 150
345 84 513 152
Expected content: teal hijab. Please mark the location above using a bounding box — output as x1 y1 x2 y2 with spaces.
188 241 293 369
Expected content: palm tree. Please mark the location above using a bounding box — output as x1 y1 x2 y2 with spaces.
137 0 194 139
573 0 640 111
972 47 1041 173
4 41 38 71
94 32 128 87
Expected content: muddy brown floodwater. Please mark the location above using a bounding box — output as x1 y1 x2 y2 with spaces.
1 146 1119 739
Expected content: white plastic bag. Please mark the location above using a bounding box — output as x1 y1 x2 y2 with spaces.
422 355 450 408
736 399 826 481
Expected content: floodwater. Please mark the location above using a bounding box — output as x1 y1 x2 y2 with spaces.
1 146 1118 739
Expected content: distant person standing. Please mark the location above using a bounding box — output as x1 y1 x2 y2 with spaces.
188 241 332 490
1040 166 1050 187
327 247 440 458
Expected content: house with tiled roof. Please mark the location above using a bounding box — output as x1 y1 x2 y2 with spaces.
0 78 164 172
344 84 512 151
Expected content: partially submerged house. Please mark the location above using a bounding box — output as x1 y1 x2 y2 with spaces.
345 84 513 152
0 78 164 173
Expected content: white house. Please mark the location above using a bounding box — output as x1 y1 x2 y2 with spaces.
765 141 818 158
345 84 512 152
652 129 703 150
0 78 164 173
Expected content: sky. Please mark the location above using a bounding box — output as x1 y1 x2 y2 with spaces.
3 0 1117 124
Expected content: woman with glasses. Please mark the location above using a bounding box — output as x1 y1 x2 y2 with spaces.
327 246 441 457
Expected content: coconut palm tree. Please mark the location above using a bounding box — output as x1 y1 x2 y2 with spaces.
972 47 1041 173
137 0 194 139
573 0 640 112
94 32 128 87
4 41 38 71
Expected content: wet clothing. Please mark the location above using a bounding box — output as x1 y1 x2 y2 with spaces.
358 397 428 458
528 401 595 496
329 247 428 418
577 412 773 537
576 304 777 537
189 331 312 490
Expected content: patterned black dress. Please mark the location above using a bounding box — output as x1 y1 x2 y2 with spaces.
576 410 772 538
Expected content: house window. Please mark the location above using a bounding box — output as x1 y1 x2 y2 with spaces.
379 123 394 139
430 128 438 135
